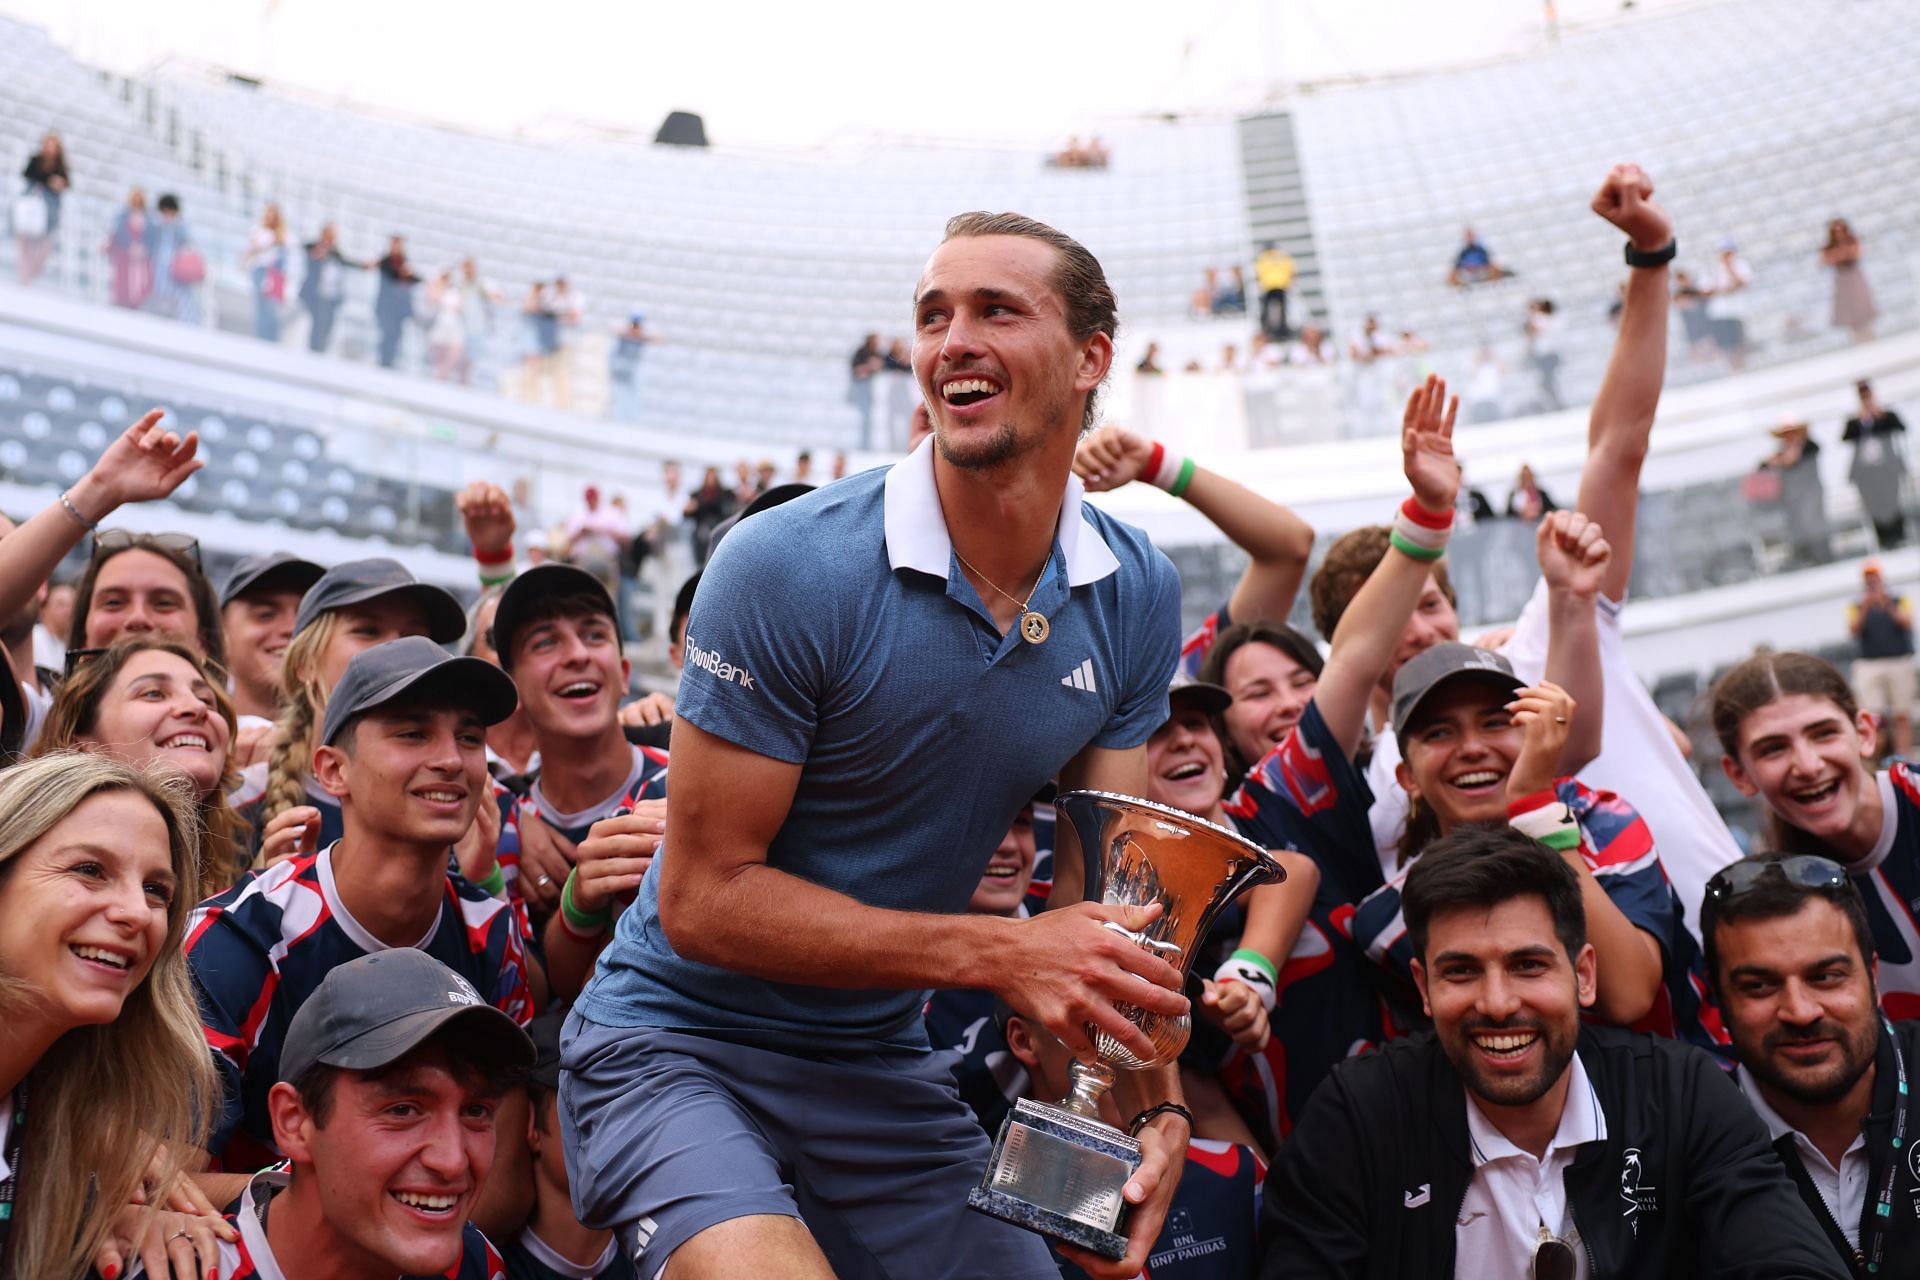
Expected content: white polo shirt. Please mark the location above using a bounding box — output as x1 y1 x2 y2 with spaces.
1739 1064 1870 1249
1456 1052 1606 1280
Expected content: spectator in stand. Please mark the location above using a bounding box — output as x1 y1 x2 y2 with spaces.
1348 314 1392 364
1761 419 1832 567
1672 269 1716 362
1703 857 1920 1274
15 131 67 286
186 638 534 1230
1465 346 1506 423
1397 328 1431 355
831 450 849 480
424 267 471 382
561 486 630 618
1505 463 1559 521
32 578 72 674
1709 651 1920 1014
1704 239 1754 369
299 223 367 355
1446 225 1512 286
541 274 585 407
1220 342 1242 375
520 281 552 398
1821 217 1877 343
30 637 244 899
679 458 729 564
1287 324 1332 365
847 334 885 448
243 203 290 343
1523 297 1564 410
1849 560 1914 758
148 193 202 324
1136 341 1164 375
452 257 503 383
0 752 234 1280
103 187 155 311
514 1009 636 1278
374 236 423 370
1256 242 1295 339
1260 832 1847 1278
1212 266 1247 315
608 312 654 421
642 461 690 643
1843 380 1908 549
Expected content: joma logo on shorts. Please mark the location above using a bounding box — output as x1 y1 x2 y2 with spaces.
686 636 756 689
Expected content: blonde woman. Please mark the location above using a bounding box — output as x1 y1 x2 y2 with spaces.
242 202 288 342
253 558 465 861
30 639 246 899
0 752 231 1280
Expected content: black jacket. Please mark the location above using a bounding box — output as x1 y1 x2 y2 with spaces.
1749 1018 1920 1277
1260 1025 1848 1279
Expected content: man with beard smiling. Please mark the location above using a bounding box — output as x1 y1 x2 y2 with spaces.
562 212 1187 1280
1702 855 1920 1273
1260 827 1842 1279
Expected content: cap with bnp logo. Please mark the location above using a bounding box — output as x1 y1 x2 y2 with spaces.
1390 641 1525 739
278 948 534 1084
318 635 519 746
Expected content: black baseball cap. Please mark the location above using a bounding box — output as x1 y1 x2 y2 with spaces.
279 948 534 1084
705 482 814 561
1390 642 1525 739
293 557 467 644
1166 671 1232 717
487 563 617 669
524 1006 566 1091
318 635 519 746
219 551 325 609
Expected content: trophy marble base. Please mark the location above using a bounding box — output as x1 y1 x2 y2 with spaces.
966 1097 1140 1261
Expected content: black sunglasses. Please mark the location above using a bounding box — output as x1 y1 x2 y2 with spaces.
92 529 203 569
63 646 108 678
1533 1226 1577 1280
1705 855 1849 903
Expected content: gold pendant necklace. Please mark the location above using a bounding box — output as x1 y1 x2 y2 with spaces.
955 547 1052 644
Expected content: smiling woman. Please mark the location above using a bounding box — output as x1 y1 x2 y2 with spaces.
30 638 246 898
0 751 216 1280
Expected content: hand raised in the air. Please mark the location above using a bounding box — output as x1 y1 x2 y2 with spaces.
78 409 202 516
1072 425 1155 493
1535 510 1612 602
1401 374 1461 515
1590 163 1672 253
456 480 517 561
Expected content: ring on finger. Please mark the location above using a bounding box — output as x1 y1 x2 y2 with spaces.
535 874 553 888
168 1229 194 1243
1554 716 1568 724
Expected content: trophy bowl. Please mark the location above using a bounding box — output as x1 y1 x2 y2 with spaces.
968 790 1282 1259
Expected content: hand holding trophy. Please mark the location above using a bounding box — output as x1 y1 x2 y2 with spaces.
969 790 1283 1259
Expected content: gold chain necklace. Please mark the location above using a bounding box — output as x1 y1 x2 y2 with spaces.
953 547 1052 644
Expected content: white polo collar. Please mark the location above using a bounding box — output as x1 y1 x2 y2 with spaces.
883 437 1120 587
1466 1050 1608 1166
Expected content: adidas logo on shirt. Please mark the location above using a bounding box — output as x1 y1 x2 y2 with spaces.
1062 658 1097 692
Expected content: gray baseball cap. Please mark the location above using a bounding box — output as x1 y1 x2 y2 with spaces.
487 563 616 669
1390 642 1525 739
293 557 467 644
1166 671 1232 717
219 551 326 609
318 635 519 746
279 948 534 1084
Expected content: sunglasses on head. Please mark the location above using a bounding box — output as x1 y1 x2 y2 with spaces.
1705 854 1849 903
92 529 202 568
62 646 108 678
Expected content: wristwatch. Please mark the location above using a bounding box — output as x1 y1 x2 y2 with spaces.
1624 239 1677 268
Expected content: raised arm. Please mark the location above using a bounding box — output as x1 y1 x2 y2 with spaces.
1075 425 1315 626
1579 163 1674 601
0 410 200 628
1314 376 1461 757
1535 510 1611 775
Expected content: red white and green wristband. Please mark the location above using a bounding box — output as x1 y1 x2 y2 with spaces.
1508 788 1582 852
1213 948 1279 1013
1144 441 1197 499
1389 496 1453 563
473 543 515 588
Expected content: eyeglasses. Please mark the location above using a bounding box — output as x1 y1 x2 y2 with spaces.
92 529 203 568
1533 1225 1577 1280
63 646 108 678
1705 855 1850 903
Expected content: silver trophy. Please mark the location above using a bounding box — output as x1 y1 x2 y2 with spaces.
968 790 1283 1259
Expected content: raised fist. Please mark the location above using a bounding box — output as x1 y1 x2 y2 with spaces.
456 480 517 560
1535 510 1611 601
1072 425 1154 493
1591 163 1672 254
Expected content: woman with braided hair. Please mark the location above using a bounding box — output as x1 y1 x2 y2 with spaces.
247 559 467 862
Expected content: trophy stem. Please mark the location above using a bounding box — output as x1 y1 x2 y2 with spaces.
1062 1057 1117 1119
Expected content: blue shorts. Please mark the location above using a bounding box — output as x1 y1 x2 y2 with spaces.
559 1011 1058 1279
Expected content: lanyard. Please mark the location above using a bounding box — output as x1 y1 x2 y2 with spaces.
1860 1016 1907 1276
0 1083 27 1267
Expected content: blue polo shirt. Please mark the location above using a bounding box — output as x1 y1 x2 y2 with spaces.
578 439 1182 1048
